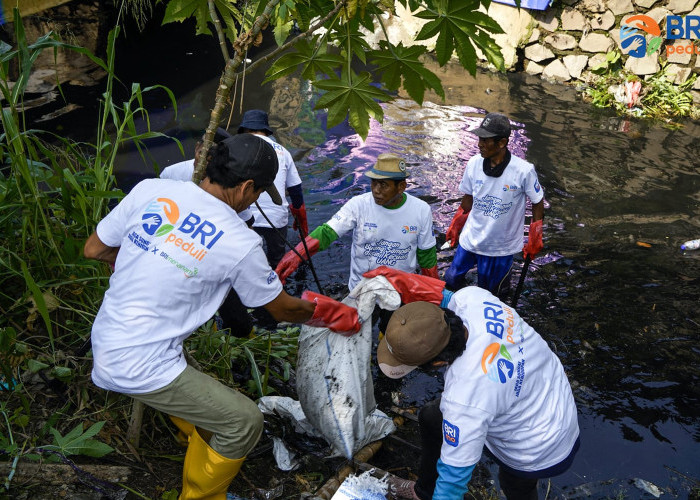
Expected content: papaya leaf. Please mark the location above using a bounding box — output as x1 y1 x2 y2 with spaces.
332 25 373 65
44 421 114 458
263 38 344 84
162 0 212 36
369 42 444 104
414 0 504 73
313 70 390 140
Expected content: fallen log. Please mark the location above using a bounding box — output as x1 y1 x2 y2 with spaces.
0 462 130 486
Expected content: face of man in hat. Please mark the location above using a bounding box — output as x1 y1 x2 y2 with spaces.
371 178 406 207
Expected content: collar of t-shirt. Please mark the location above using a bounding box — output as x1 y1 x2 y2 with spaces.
383 193 407 210
482 150 511 178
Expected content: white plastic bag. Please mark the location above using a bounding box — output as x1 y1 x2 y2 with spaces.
296 276 400 458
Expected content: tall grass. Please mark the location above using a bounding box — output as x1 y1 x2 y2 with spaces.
0 7 179 479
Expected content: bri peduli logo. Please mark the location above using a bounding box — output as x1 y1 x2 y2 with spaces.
481 342 514 384
620 14 700 59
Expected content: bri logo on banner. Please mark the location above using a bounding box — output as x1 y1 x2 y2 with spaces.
620 14 700 59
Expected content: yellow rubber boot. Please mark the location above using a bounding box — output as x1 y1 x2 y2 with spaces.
170 415 195 447
180 428 245 500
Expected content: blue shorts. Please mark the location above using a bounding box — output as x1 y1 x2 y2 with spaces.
445 245 513 296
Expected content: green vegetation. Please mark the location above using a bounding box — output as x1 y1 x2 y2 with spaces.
584 51 698 122
0 0 506 495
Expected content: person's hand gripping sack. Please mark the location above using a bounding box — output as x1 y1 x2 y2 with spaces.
275 236 319 283
445 207 469 248
523 220 543 260
362 266 451 306
301 291 361 336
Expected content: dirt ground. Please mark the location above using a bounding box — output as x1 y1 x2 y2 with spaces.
5 405 499 500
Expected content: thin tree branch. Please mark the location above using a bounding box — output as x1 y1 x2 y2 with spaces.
237 0 346 78
208 0 230 62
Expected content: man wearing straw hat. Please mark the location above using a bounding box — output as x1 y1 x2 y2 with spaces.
275 153 438 291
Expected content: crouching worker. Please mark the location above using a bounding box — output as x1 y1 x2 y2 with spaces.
84 134 360 500
364 267 580 500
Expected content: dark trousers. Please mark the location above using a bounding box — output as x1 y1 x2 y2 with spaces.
414 399 577 500
253 226 287 268
218 289 254 338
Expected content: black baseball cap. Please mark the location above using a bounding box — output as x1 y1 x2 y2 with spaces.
221 135 282 205
471 112 511 138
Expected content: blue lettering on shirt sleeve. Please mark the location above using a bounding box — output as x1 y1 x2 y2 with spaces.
443 419 459 447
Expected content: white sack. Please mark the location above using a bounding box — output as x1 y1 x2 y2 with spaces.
297 276 401 458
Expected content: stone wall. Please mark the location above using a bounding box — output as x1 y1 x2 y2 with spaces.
520 0 699 103
376 1 700 104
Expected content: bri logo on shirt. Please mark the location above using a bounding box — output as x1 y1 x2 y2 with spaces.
401 225 417 234
502 184 519 192
141 197 225 262
481 343 514 384
443 420 460 447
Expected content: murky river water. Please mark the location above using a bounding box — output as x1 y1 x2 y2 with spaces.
24 3 700 498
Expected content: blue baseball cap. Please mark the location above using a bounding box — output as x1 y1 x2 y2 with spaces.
237 109 274 135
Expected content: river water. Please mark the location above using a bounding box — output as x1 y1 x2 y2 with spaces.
23 3 700 498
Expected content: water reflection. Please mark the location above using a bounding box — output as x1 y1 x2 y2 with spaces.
290 68 700 497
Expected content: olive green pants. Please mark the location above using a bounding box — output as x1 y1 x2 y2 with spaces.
132 365 263 459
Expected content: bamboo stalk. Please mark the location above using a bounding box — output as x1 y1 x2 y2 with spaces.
312 440 383 500
126 400 145 448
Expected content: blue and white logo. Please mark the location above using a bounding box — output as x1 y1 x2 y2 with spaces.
443 420 460 447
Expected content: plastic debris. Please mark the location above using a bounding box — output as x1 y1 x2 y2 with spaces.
680 238 700 251
330 470 388 500
632 477 662 498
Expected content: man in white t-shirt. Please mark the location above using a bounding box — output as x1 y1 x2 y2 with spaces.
363 267 580 500
444 113 545 298
275 154 438 291
237 110 307 268
83 134 360 499
160 127 256 337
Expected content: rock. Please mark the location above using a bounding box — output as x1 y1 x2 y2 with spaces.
561 8 588 31
542 59 572 81
666 40 693 64
644 7 671 24
582 0 607 12
528 28 541 44
606 0 635 15
633 0 658 8
525 60 545 75
537 10 559 32
694 79 700 89
666 0 697 12
590 10 615 30
588 53 607 69
564 54 589 78
544 33 578 50
579 33 614 52
666 65 692 84
693 90 700 105
484 3 535 69
524 43 555 62
624 52 659 75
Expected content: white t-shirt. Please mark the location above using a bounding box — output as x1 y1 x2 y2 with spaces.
326 192 436 290
160 159 254 223
91 178 282 394
249 135 302 229
440 287 579 471
458 154 544 256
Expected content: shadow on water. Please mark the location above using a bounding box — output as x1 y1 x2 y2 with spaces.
20 2 700 497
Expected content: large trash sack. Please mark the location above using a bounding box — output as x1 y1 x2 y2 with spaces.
297 276 400 458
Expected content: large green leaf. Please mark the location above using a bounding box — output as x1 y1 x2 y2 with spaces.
414 0 504 73
331 23 373 65
263 37 344 84
313 70 391 139
369 42 444 104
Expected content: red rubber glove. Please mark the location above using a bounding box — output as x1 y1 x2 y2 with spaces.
302 291 361 336
445 208 469 248
523 219 543 259
275 236 320 284
290 204 309 238
420 266 439 279
362 266 445 305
